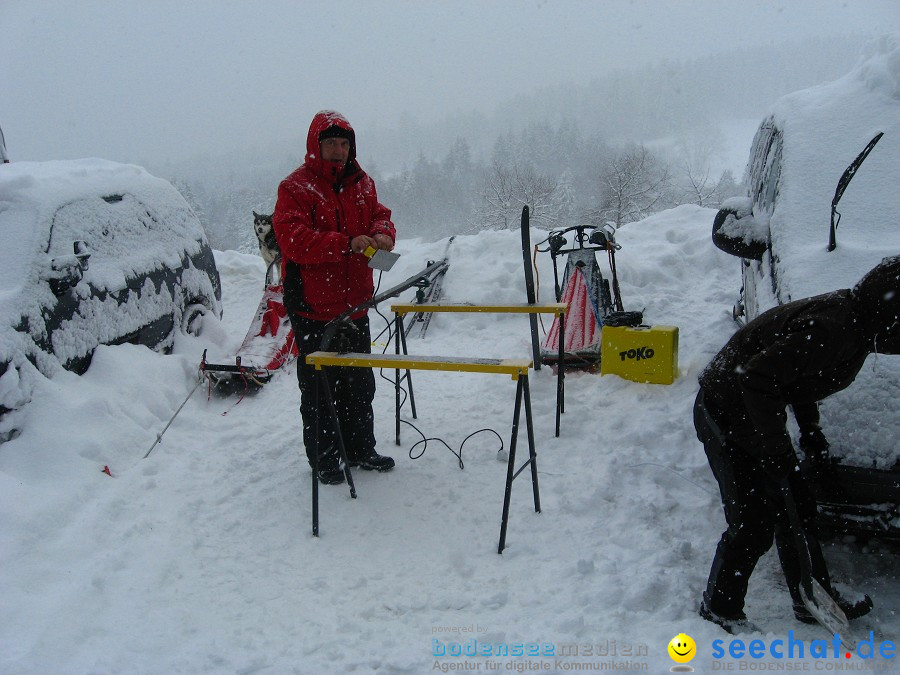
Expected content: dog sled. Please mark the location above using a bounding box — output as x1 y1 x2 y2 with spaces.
535 224 639 369
201 260 297 394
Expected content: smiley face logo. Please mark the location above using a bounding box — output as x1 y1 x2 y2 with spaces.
667 633 696 663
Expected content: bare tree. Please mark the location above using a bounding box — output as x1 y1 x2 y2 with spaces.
671 128 727 207
475 161 558 230
678 158 718 206
596 144 670 227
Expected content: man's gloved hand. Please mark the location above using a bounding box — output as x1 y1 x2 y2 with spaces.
799 425 831 464
373 233 395 251
799 425 844 495
350 235 377 254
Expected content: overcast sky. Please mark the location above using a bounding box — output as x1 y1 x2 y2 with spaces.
2 0 897 168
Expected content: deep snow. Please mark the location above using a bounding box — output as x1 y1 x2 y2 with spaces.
2 35 899 675
1 206 898 674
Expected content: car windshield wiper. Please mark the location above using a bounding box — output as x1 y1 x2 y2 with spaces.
828 131 883 252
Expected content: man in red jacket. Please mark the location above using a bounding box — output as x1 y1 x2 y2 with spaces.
274 110 397 485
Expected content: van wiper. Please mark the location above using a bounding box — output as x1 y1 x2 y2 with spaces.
828 131 883 251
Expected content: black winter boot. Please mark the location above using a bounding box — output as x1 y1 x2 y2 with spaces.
699 595 760 634
316 465 346 485
313 450 346 485
351 449 395 472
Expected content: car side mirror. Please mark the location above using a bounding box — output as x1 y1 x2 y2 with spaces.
74 240 91 270
711 199 768 261
47 241 91 296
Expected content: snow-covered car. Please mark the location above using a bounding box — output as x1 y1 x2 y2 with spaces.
711 37 900 542
0 123 9 163
0 158 222 440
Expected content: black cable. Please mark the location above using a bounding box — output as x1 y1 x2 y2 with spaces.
371 306 392 343
367 300 505 469
400 420 503 471
373 269 384 295
364 277 411 407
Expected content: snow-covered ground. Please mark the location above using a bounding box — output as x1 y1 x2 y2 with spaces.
2 205 897 673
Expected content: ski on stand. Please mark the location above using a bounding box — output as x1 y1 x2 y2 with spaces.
404 235 455 340
319 258 449 352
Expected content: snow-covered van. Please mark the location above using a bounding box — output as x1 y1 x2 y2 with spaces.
710 36 900 542
0 159 222 440
0 123 9 163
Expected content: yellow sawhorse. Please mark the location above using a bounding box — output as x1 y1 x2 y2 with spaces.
390 302 567 437
305 351 540 554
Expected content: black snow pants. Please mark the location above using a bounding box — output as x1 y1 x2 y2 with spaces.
694 389 830 615
290 314 377 468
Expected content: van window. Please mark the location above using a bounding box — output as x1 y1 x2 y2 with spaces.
0 124 9 163
746 118 783 215
46 193 192 283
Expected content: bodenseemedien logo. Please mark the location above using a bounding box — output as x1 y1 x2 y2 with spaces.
668 633 696 672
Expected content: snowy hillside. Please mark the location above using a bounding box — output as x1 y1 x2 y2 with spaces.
1 206 897 673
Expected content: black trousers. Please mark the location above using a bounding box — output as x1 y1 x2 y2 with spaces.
290 314 377 468
694 390 829 615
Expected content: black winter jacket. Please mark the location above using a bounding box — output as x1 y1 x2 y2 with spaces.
699 290 872 459
699 255 900 460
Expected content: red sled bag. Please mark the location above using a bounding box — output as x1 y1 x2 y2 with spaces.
201 267 298 394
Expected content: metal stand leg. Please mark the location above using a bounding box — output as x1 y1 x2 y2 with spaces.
498 374 541 554
313 367 358 536
556 310 565 437
528 313 541 371
523 374 541 513
394 314 401 446
498 377 524 554
398 314 417 418
394 313 416 446
317 369 356 498
313 376 320 537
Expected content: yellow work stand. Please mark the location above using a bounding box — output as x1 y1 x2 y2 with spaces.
305 351 540 554
390 302 568 437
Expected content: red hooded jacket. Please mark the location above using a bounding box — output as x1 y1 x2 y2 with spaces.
273 110 396 321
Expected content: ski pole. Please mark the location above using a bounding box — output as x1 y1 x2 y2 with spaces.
142 376 204 459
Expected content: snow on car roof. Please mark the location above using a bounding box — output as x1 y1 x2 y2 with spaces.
765 34 900 303
0 158 206 325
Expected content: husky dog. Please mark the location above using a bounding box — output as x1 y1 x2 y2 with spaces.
253 211 280 267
